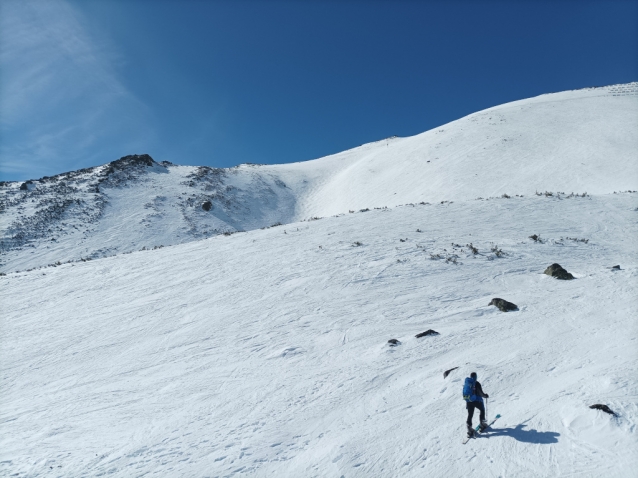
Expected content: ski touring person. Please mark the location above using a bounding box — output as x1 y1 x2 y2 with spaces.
463 372 489 438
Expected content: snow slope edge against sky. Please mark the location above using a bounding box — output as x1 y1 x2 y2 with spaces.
1 82 636 273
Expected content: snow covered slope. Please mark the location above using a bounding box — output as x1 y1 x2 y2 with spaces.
0 155 298 273
2 192 637 477
276 82 638 217
1 83 637 273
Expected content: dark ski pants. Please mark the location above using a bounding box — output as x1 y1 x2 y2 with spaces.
466 401 485 428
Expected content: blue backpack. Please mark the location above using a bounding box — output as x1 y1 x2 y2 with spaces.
463 377 476 402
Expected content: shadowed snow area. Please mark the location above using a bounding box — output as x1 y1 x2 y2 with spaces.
1 83 637 272
1 84 638 477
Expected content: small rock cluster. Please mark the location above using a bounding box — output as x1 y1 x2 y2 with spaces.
387 329 439 346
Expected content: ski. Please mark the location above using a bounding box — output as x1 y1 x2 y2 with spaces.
462 414 501 444
475 413 501 434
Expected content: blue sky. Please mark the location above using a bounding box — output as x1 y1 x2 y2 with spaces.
1 0 637 181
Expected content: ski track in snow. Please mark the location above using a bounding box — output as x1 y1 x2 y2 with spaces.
2 193 637 477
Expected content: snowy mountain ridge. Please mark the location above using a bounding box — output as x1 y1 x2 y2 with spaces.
1 82 637 273
1 82 638 477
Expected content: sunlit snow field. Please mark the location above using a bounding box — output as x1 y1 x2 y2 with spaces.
2 84 637 274
3 192 637 477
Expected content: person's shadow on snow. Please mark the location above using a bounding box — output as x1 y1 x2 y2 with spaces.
481 424 559 444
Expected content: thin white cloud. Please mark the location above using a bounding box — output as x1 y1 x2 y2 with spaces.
0 0 154 180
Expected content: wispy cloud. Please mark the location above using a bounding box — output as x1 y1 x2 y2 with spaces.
0 0 154 180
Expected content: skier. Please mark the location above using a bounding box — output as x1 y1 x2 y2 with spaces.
463 372 489 437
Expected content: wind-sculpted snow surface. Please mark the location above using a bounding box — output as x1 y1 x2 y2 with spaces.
2 192 637 477
1 83 636 272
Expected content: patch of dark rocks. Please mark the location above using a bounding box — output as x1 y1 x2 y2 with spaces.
415 329 439 338
443 366 458 378
110 154 155 170
589 404 617 416
387 339 401 346
489 298 518 312
544 263 574 280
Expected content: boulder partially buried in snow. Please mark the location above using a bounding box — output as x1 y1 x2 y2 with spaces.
544 263 574 280
415 329 439 338
387 339 401 346
202 201 212 212
589 404 617 416
489 298 518 312
443 366 459 378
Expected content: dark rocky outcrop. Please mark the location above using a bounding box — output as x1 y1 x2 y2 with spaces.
387 339 401 346
19 182 29 190
443 366 459 378
589 404 617 416
202 201 212 212
415 329 439 338
544 263 574 280
110 154 155 170
611 265 621 270
489 298 518 312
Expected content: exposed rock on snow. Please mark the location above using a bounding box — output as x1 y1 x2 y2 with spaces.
201 201 212 211
111 153 155 169
443 367 459 378
544 263 575 280
415 329 439 338
611 265 621 270
589 404 617 416
489 298 519 312
387 339 401 346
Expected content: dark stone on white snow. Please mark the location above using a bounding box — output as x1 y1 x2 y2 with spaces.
110 154 155 169
611 265 621 270
443 367 458 378
544 263 574 280
202 201 213 211
387 339 401 346
415 329 439 338
589 404 617 416
489 298 518 312
19 182 29 190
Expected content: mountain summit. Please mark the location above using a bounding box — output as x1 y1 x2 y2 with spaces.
1 83 636 272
